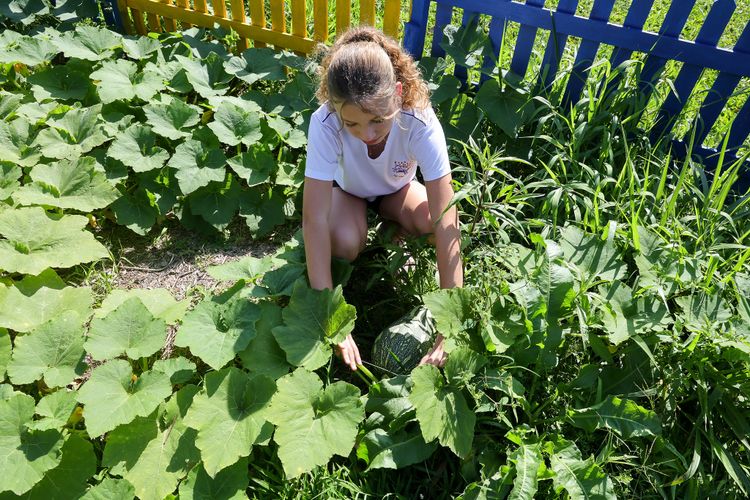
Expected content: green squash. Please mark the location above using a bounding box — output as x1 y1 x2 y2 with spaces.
371 306 437 375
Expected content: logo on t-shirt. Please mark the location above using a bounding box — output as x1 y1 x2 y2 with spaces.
392 160 416 178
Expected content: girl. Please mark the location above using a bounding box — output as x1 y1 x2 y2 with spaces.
303 26 463 371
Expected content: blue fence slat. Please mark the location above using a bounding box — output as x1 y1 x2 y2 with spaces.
509 0 546 78
694 20 750 146
537 0 579 90
650 0 736 141
403 0 431 58
637 0 697 98
430 2 454 59
563 0 616 105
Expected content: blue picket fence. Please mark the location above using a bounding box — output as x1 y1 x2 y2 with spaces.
404 0 750 186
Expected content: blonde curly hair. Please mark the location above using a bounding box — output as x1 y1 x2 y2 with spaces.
315 26 431 113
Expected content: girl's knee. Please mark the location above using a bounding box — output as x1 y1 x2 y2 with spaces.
331 226 365 261
414 204 433 236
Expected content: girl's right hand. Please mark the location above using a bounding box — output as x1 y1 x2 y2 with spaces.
337 333 362 371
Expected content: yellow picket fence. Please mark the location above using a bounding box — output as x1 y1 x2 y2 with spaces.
115 0 408 54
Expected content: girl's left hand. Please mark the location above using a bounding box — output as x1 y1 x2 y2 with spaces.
419 334 447 368
337 333 362 371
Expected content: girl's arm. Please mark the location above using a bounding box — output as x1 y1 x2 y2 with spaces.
302 177 334 290
426 173 463 289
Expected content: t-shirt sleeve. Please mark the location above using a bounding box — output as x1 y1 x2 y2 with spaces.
410 107 451 182
304 113 341 181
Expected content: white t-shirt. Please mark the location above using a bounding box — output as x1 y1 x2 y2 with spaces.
304 103 451 199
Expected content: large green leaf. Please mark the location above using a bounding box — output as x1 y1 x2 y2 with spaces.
547 438 616 499
14 156 120 211
102 386 200 500
168 137 227 195
272 281 356 370
178 459 249 500
240 186 289 238
676 292 733 334
0 271 92 333
0 2 48 25
28 390 78 431
7 311 86 388
80 478 135 499
475 79 535 138
559 225 626 284
0 207 109 274
109 189 158 236
3 433 97 500
226 149 275 186
122 36 162 60
207 98 263 147
207 254 280 282
224 48 286 85
0 90 24 119
144 95 201 140
108 124 169 173
0 162 21 201
95 288 189 325
184 367 275 477
27 64 92 102
409 365 475 458
86 297 167 361
507 440 543 500
54 25 122 61
90 59 164 104
33 104 110 160
174 290 262 370
0 31 57 66
599 281 671 345
423 287 475 350
0 329 9 381
0 393 65 495
0 119 41 167
238 301 291 379
175 53 232 98
189 178 242 230
266 369 364 477
360 428 437 470
77 360 172 437
568 395 661 439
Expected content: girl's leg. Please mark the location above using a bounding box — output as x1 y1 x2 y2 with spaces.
378 181 433 237
330 187 368 261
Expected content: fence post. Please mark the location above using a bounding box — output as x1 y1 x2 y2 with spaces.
101 0 126 33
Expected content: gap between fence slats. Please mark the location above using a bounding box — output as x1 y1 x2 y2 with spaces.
249 0 267 48
361 0 376 27
313 0 328 42
158 0 178 31
336 0 351 35
131 6 148 34
537 0 578 90
383 0 402 38
509 0 544 79
147 11 162 32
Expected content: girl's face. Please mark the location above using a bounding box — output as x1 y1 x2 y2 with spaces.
339 83 402 146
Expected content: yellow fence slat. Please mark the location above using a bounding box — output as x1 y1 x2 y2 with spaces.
126 0 318 52
270 0 286 41
117 0 135 34
360 0 375 27
312 0 327 42
383 0 401 38
213 0 227 17
174 0 192 28
248 0 266 48
291 0 306 39
336 0 350 35
194 0 207 13
230 0 249 51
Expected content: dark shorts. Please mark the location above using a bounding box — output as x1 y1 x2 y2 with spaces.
332 180 383 213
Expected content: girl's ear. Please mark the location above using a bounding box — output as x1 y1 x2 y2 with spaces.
395 81 403 97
